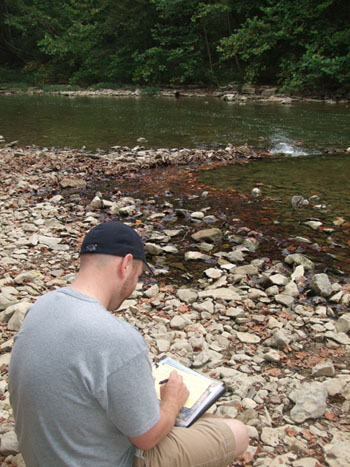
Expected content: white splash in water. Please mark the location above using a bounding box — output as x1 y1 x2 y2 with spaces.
269 141 309 156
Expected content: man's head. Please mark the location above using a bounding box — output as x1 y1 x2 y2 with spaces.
75 221 153 310
80 220 153 275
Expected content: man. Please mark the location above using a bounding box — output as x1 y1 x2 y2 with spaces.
9 220 248 466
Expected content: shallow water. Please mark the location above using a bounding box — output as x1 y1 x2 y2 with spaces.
0 94 348 152
199 153 350 218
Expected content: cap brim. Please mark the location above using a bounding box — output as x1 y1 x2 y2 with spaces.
143 260 155 277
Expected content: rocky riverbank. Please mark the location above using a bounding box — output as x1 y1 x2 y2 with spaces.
1 84 349 105
0 143 349 466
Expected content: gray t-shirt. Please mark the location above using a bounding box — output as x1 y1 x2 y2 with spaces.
9 287 160 466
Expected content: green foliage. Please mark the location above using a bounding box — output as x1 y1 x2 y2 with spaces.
1 0 349 95
218 0 350 94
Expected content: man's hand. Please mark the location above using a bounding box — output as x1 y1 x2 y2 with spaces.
129 370 189 451
160 370 189 413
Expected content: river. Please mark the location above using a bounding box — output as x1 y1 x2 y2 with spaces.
0 94 348 153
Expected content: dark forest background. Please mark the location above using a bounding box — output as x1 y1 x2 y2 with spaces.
1 0 349 96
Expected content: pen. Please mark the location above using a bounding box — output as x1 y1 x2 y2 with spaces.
159 378 169 385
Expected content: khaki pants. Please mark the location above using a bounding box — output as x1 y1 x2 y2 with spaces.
132 418 236 467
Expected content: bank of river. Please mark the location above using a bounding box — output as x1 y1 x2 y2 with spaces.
1 143 350 466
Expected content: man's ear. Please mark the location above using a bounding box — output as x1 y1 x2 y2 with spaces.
119 254 134 279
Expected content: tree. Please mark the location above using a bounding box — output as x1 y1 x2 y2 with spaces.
218 0 350 94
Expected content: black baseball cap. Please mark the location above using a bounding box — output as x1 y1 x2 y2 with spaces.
80 221 154 275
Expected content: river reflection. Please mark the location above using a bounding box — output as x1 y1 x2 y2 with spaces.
0 94 348 152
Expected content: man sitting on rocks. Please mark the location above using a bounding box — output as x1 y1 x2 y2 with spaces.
9 220 248 467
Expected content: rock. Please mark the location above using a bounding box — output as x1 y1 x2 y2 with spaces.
231 265 258 275
265 329 290 349
236 332 261 344
323 431 350 467
184 251 211 261
285 254 314 270
311 273 332 297
204 268 223 279
198 288 241 301
170 315 189 330
145 243 163 255
325 331 350 345
144 284 159 298
275 294 294 307
292 458 319 467
284 281 299 297
191 228 223 243
191 211 205 219
90 195 103 209
263 349 281 362
162 245 178 254
7 301 31 331
335 313 350 333
289 382 327 423
60 178 86 188
0 353 11 367
269 274 288 286
14 270 42 285
291 265 305 281
156 338 171 352
311 361 335 377
304 220 322 230
0 430 19 455
251 187 261 197
226 250 245 263
261 426 280 447
176 288 198 304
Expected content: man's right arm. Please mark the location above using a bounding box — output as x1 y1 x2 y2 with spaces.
129 370 189 451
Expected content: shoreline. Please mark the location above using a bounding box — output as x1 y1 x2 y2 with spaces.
1 144 350 465
0 84 349 105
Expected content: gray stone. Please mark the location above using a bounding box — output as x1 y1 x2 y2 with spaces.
269 274 288 286
291 265 305 281
145 243 163 255
275 294 294 306
191 228 223 243
311 273 332 297
261 427 280 447
304 220 322 230
176 288 198 304
236 332 261 344
289 382 327 423
284 281 299 297
325 331 350 345
263 349 281 362
191 211 205 219
7 301 31 331
60 178 86 188
14 270 42 285
144 284 159 298
285 254 314 270
204 268 223 279
311 361 335 377
335 313 350 333
198 288 240 301
231 265 258 275
324 431 350 467
292 458 320 467
226 250 245 263
184 251 211 261
0 430 19 455
170 315 188 330
162 245 178 254
265 329 290 350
